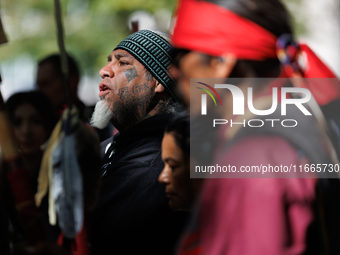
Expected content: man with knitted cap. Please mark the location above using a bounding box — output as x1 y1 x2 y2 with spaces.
89 29 187 254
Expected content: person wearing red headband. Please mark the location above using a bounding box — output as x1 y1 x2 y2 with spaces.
169 0 340 254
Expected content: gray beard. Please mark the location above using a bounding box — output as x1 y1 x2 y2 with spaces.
90 100 114 129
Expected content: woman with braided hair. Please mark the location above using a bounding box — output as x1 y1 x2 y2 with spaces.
169 0 340 254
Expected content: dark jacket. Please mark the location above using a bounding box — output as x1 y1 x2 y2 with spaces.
90 114 189 255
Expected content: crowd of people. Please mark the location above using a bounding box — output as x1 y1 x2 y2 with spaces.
1 0 340 254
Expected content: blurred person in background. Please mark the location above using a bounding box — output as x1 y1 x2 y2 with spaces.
5 91 56 246
36 53 113 142
89 29 188 255
6 91 56 192
169 0 340 254
159 111 203 211
5 91 102 254
36 54 89 121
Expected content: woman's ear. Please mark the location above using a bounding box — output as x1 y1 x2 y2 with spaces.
154 81 165 93
210 53 237 78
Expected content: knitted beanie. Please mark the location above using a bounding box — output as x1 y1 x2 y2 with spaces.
114 29 179 102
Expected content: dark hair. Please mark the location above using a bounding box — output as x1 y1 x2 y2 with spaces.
165 111 190 157
202 0 293 78
38 53 80 81
203 0 293 37
6 91 57 133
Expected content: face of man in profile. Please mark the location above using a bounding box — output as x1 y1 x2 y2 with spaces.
91 49 162 131
36 61 65 111
36 60 79 114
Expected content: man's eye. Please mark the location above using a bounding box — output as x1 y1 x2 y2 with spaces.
169 165 179 171
119 61 129 66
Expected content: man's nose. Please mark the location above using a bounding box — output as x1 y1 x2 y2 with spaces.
99 63 114 79
20 122 32 135
158 166 171 184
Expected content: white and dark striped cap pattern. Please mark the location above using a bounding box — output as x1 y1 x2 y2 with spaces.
114 30 179 102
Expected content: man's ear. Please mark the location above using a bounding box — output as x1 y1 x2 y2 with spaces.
154 81 165 93
210 53 237 78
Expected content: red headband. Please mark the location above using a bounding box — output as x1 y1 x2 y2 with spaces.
171 0 277 60
171 0 340 105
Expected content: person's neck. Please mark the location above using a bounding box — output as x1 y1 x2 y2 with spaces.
115 98 167 133
22 151 43 175
144 98 167 120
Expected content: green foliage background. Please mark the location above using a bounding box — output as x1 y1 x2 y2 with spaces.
0 0 177 75
0 0 307 76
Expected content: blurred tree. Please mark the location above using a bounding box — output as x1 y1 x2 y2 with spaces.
0 0 176 75
282 0 308 36
1 0 336 76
